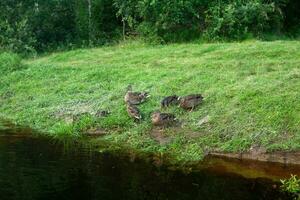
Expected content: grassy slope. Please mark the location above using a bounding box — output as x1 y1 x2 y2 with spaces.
1 40 300 161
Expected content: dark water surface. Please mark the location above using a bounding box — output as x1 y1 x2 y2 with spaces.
0 123 297 200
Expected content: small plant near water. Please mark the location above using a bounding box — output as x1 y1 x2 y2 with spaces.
281 175 300 199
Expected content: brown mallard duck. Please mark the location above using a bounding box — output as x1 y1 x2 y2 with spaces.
179 94 203 111
161 95 179 108
124 85 150 105
151 111 177 126
126 104 142 121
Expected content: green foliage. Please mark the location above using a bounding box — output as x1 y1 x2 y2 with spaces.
75 0 120 45
0 52 23 74
281 175 300 199
0 0 121 54
114 0 203 42
111 0 300 42
204 0 283 40
91 0 121 43
30 0 78 51
282 0 300 33
113 0 138 28
0 0 299 53
0 18 36 55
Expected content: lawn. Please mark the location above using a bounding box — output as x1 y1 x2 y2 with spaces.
1 40 300 161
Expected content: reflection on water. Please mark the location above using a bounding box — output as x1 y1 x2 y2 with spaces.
0 126 294 200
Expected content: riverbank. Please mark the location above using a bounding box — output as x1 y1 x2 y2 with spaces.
2 123 300 180
1 128 294 200
1 40 300 162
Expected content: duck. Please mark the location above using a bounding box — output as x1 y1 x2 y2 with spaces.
161 95 179 108
151 111 177 126
179 94 203 111
126 104 142 121
124 85 150 105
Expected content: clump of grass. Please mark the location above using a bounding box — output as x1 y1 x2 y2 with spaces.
281 175 300 199
0 52 23 74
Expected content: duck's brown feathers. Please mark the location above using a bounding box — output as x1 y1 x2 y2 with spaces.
124 91 149 105
179 94 203 110
126 104 142 120
151 111 177 126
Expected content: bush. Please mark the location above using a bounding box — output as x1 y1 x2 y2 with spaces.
204 0 283 40
0 52 23 74
0 0 298 52
113 0 289 42
0 18 36 55
114 0 203 43
0 0 121 54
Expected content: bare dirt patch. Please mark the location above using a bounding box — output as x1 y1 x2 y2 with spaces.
150 127 173 145
209 151 300 165
85 127 107 137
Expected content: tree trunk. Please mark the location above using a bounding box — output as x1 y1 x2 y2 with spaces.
87 0 92 46
122 17 126 41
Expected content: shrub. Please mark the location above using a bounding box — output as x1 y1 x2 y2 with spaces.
0 0 297 51
204 0 283 40
0 18 36 55
0 0 121 54
114 0 203 42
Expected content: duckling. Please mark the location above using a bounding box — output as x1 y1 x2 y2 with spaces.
124 85 150 105
126 104 142 121
151 111 177 126
179 94 203 111
161 95 179 108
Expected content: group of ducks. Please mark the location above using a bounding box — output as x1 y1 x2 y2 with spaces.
124 86 204 126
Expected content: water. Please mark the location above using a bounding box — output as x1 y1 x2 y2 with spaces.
0 123 297 200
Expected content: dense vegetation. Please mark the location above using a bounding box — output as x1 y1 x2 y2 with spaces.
1 40 299 161
0 0 299 55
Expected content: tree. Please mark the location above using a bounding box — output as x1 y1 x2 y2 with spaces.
87 0 92 45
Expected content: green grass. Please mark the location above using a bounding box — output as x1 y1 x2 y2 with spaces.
1 40 300 162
